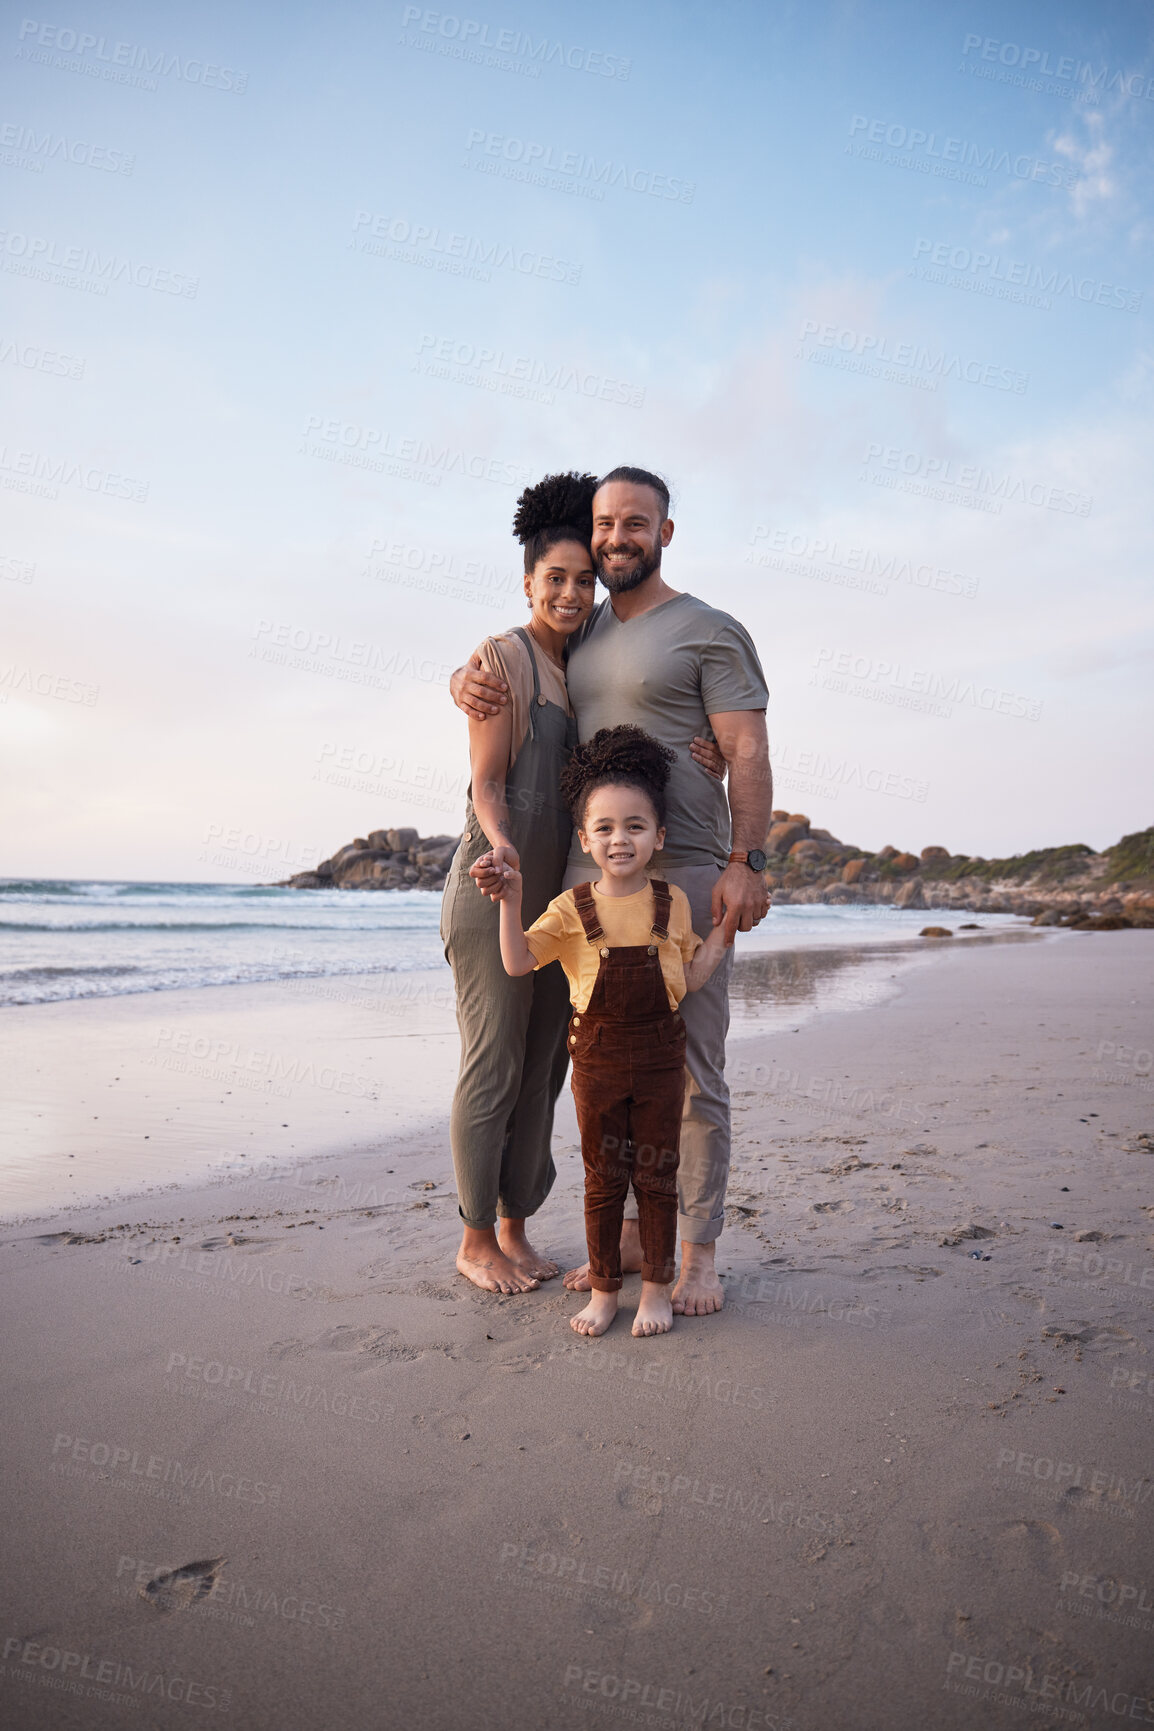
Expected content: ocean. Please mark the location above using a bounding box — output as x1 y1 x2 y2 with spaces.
0 878 1032 1010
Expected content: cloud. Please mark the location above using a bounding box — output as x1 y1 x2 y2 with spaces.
1051 113 1117 218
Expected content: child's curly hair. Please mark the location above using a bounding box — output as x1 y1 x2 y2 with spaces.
559 725 676 830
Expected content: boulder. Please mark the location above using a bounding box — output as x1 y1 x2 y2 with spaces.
367 829 391 849
770 809 792 824
891 852 920 873
894 878 927 910
766 821 809 855
842 858 867 884
329 842 366 869
789 839 825 861
876 845 898 862
786 813 810 828
919 926 953 938
920 846 951 870
386 827 420 853
416 844 458 869
337 856 393 887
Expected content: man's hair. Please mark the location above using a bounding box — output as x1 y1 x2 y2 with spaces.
595 465 671 520
513 471 598 574
559 724 676 830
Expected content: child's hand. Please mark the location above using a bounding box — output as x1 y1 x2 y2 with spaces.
491 862 522 903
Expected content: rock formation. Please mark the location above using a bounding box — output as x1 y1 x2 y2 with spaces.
280 828 460 892
281 815 1154 925
763 817 1154 926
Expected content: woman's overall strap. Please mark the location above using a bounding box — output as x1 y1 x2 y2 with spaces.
650 878 672 942
572 882 605 943
508 625 542 736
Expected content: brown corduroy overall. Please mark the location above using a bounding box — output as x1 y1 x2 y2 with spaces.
567 879 687 1293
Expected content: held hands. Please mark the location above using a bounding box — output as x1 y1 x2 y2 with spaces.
471 846 522 902
711 861 772 945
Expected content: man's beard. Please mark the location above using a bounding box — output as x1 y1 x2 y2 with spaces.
595 543 662 593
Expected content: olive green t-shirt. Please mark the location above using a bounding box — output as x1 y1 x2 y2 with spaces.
564 593 768 869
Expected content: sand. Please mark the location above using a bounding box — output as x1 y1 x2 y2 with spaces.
1 930 1151 1729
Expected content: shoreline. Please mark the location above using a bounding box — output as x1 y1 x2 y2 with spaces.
0 924 1048 1223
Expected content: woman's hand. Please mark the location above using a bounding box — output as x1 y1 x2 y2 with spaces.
690 735 728 780
470 844 519 900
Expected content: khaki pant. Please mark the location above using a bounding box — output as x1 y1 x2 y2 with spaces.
564 861 733 1244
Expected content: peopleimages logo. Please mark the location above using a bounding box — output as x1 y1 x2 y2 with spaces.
399 7 631 78
911 238 1141 315
464 129 695 202
960 34 1154 103
0 120 134 174
861 442 1092 518
847 114 1075 188
14 18 247 91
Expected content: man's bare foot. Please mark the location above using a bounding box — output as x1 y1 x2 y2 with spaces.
564 1218 642 1290
496 1219 558 1281
671 1240 724 1315
571 1289 618 1336
456 1227 539 1295
632 1281 673 1337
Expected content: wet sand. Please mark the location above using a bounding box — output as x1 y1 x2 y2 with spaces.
0 931 1151 1730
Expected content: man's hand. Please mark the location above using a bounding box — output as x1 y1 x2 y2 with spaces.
470 844 519 900
711 862 771 945
450 652 509 721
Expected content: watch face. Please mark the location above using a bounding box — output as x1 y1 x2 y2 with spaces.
747 849 768 872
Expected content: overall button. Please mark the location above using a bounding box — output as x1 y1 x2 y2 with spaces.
600 947 609 958
572 1016 580 1026
569 1035 577 1046
647 944 657 955
537 693 547 706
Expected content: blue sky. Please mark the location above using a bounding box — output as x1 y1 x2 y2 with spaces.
3 0 1152 878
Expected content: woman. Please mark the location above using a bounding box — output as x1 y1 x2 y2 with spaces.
441 473 727 1294
441 472 598 1293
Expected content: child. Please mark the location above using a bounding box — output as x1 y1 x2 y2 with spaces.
495 725 731 1337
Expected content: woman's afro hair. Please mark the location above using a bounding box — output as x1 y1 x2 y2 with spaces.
559 724 677 829
513 471 598 572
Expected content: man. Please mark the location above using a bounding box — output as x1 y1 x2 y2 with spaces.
450 466 771 1314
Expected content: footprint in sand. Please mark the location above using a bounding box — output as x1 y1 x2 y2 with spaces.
812 1200 855 1214
140 1558 226 1612
196 1234 281 1255
314 1324 424 1361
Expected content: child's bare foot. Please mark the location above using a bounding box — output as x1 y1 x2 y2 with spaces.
497 1219 558 1281
632 1281 674 1337
456 1227 539 1294
564 1219 642 1290
571 1289 618 1336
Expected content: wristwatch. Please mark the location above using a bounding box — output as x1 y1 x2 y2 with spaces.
729 849 768 873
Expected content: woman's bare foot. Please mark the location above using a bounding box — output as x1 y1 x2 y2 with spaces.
564 1219 642 1290
671 1240 724 1315
571 1289 618 1336
633 1280 674 1337
497 1219 559 1280
456 1227 539 1294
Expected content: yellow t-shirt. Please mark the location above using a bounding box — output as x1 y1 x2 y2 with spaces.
525 880 702 1013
